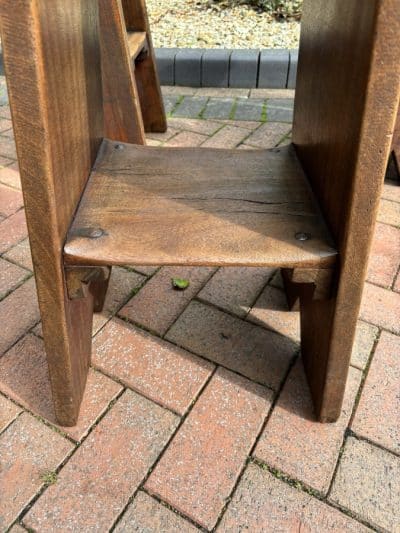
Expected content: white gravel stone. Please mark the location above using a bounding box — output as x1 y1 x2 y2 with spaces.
148 0 300 49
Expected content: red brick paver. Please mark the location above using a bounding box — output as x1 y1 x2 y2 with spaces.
93 317 214 415
0 184 23 217
218 463 369 532
352 331 400 454
198 266 274 318
24 390 179 532
0 208 27 253
114 491 198 532
243 121 291 148
0 257 29 298
166 300 297 390
254 361 361 493
0 413 72 531
367 222 400 287
92 266 145 334
3 238 33 270
330 437 400 532
0 277 39 355
164 130 208 147
0 393 21 433
248 284 300 342
120 266 215 336
0 334 123 441
0 166 21 189
146 367 273 530
360 282 400 334
378 198 400 227
201 124 250 148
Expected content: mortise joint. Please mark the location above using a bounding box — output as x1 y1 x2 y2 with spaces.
65 266 111 300
281 267 335 311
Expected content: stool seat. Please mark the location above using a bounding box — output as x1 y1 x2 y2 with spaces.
64 141 337 268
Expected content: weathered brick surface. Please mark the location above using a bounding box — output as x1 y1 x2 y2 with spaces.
360 282 400 334
247 285 300 343
201 124 250 148
382 179 400 202
92 266 145 334
243 121 291 148
0 166 21 190
0 413 72 531
0 135 17 159
115 491 198 533
254 361 361 493
120 266 214 336
0 209 27 253
146 368 273 530
93 318 213 415
0 334 122 441
24 391 179 533
219 464 368 532
330 437 400 532
0 278 40 355
352 331 400 454
166 301 297 390
367 222 400 287
0 117 13 133
0 257 29 299
168 116 221 135
0 184 23 217
350 320 378 370
378 198 400 227
0 393 21 433
198 266 274 318
3 238 33 270
164 130 208 147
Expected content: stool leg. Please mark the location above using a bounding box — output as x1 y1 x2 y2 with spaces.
299 293 357 423
100 0 146 144
121 0 167 133
391 103 400 174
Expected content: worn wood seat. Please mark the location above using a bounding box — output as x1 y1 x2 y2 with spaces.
2 0 399 427
64 142 337 268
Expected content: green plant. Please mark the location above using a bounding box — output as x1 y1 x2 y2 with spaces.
209 0 303 20
40 471 58 486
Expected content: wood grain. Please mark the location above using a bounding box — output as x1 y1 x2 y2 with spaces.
391 103 400 173
100 0 145 144
121 0 167 132
64 141 337 269
127 31 147 60
293 0 400 421
0 0 103 425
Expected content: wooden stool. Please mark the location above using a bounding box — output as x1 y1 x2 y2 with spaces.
101 0 166 144
391 106 400 174
1 0 399 426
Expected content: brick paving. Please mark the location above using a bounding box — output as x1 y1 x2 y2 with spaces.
0 87 399 532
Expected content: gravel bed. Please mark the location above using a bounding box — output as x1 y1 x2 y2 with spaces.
147 0 300 49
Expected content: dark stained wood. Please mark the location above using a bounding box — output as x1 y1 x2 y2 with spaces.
66 266 111 312
100 0 145 144
391 103 400 173
121 0 167 132
0 0 104 425
292 0 400 421
64 141 338 269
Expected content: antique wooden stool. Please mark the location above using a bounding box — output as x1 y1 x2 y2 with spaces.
100 0 166 143
1 0 398 426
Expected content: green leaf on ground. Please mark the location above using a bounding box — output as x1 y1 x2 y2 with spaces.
171 278 190 290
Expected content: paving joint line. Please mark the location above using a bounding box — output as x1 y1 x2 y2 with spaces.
212 349 300 531
109 365 219 533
